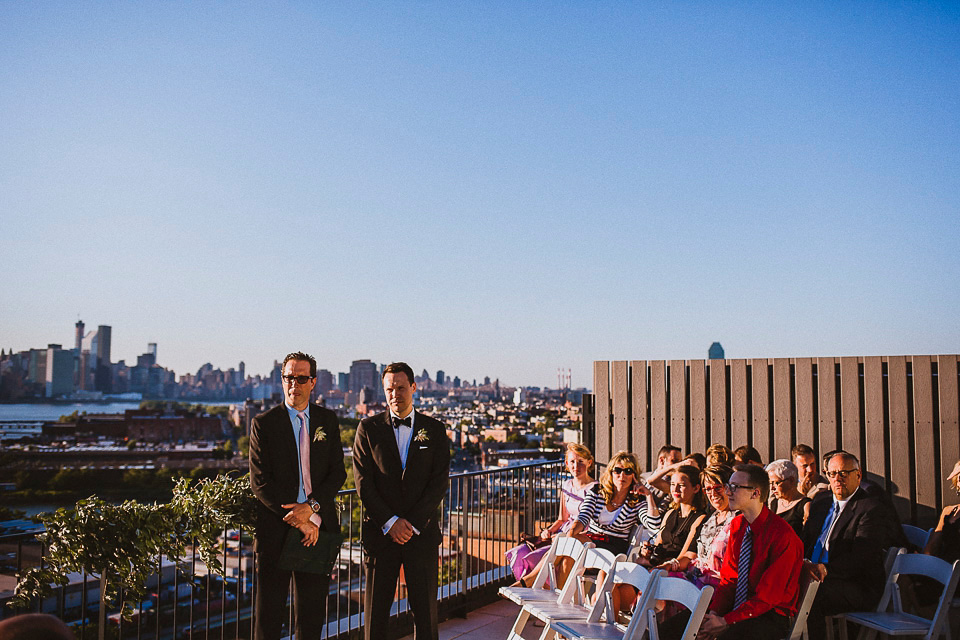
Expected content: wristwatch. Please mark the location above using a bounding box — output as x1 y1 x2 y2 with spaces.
308 497 321 513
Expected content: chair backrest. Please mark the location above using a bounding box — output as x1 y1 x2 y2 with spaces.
647 576 714 640
902 524 932 550
557 546 620 605
611 566 662 640
626 525 649 561
785 571 821 640
881 553 960 640
534 537 592 590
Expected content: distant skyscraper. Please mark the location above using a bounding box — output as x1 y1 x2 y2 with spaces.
708 342 725 360
74 320 84 352
45 344 74 398
338 372 349 392
317 369 334 395
453 376 460 388
484 376 491 386
96 325 112 365
349 359 378 394
148 342 157 358
436 370 445 385
238 361 245 381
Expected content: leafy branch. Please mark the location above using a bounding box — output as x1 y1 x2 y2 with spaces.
11 472 256 613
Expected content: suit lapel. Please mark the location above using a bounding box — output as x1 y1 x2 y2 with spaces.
401 411 421 482
378 413 405 477
830 490 863 543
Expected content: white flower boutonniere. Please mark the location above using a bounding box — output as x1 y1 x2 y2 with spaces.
313 428 326 443
414 428 429 443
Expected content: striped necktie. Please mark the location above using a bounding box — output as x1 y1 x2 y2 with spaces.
734 525 752 609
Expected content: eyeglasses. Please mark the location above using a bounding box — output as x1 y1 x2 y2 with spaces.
704 484 725 494
825 469 858 479
611 467 635 475
282 375 315 385
725 482 756 493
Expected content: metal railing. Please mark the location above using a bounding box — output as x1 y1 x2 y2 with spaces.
0 459 565 639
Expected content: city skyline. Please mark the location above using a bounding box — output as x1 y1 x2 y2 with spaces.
2 4 958 389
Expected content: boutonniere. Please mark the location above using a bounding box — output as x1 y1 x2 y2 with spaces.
414 429 429 443
312 428 326 443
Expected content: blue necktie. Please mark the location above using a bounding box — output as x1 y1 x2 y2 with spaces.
812 502 840 564
734 525 752 609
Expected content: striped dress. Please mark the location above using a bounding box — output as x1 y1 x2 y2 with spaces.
576 483 662 540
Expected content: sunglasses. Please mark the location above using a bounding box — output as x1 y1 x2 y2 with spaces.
282 375 315 385
611 467 635 475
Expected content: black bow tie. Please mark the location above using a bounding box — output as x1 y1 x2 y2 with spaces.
392 416 412 429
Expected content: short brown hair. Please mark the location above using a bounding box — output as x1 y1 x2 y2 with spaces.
706 444 734 467
382 362 415 385
734 463 770 503
282 352 317 377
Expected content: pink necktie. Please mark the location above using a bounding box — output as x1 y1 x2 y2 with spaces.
298 412 313 498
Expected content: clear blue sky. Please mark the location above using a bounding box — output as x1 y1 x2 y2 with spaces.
1 2 958 388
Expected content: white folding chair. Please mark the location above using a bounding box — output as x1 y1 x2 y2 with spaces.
902 524 933 550
836 553 960 640
644 575 714 640
785 571 821 640
548 564 663 640
507 547 622 640
625 525 649 562
500 537 593 606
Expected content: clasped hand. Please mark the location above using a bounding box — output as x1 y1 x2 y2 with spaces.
388 518 416 544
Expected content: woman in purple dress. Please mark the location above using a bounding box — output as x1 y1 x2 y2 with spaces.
506 443 596 585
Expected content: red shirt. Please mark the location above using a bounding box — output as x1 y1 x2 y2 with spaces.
712 505 803 625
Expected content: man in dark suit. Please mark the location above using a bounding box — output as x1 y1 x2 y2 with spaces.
249 352 347 640
353 362 450 640
802 451 899 640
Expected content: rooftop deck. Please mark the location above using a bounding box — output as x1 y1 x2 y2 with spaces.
400 599 536 640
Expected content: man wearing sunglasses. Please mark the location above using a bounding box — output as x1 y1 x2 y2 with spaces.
249 352 347 640
801 451 899 640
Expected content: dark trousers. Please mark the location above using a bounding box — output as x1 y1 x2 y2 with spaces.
255 552 330 640
364 541 439 640
658 608 789 640
806 575 881 640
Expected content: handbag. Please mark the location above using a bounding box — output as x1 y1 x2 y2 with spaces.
278 528 344 575
519 532 550 552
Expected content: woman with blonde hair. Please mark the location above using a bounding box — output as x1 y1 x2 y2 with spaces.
568 450 662 554
507 442 596 586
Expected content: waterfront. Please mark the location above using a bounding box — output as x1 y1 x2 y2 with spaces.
0 402 236 422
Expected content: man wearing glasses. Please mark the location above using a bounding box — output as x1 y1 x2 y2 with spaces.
659 464 803 639
249 352 347 640
801 451 898 640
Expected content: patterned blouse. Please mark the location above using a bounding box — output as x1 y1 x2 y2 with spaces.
577 483 663 539
692 509 735 577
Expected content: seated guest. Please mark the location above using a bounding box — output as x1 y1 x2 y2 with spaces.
734 445 763 466
506 443 596 586
921 460 960 600
802 451 900 640
706 443 735 467
645 452 704 498
658 463 803 640
672 464 736 588
639 464 707 568
570 451 663 614
766 458 810 535
569 450 662 555
640 445 682 511
792 443 829 498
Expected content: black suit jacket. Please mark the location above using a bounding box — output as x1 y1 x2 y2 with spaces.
352 410 450 554
802 487 897 597
249 402 346 564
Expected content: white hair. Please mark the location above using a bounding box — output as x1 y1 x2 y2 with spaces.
765 458 798 481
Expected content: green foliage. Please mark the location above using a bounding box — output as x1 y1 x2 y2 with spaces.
11 473 257 614
236 435 250 457
58 409 82 423
340 427 357 448
127 439 137 450
0 505 26 521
